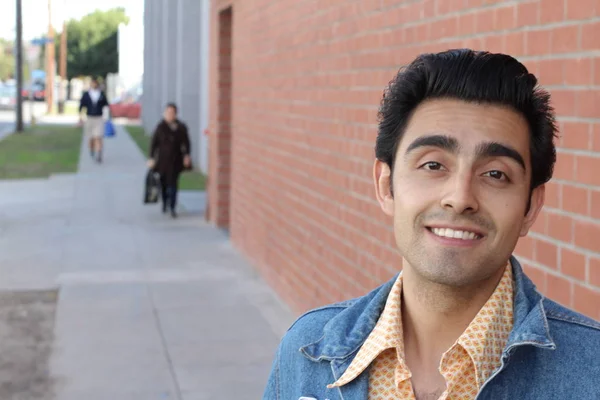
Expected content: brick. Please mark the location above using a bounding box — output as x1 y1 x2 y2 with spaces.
430 17 459 40
574 220 600 252
560 248 586 281
535 240 559 269
484 35 504 53
537 59 564 86
523 59 539 75
545 181 561 208
515 235 536 259
522 263 547 291
458 13 476 36
436 0 462 16
504 31 525 56
531 209 547 234
593 123 600 152
573 284 600 320
517 1 539 26
475 9 495 33
590 257 600 286
595 58 600 85
577 90 600 119
551 25 580 54
462 37 485 51
466 0 484 7
526 29 552 55
547 212 573 242
553 152 576 180
540 0 565 23
563 58 593 85
561 121 590 150
546 273 572 307
423 0 436 19
562 184 589 216
575 155 600 186
494 5 517 30
581 21 600 50
551 90 577 117
591 191 600 219
566 0 597 19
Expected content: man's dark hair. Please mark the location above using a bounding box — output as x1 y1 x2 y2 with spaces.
166 102 178 113
376 49 557 193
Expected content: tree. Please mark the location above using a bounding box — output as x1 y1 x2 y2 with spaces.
55 8 129 80
0 39 29 82
0 39 14 81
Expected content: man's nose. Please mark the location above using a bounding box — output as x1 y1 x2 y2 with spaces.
440 173 479 214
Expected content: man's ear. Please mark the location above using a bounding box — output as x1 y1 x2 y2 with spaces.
374 159 394 217
520 185 545 237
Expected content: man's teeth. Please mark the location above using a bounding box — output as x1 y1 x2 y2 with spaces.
431 228 479 240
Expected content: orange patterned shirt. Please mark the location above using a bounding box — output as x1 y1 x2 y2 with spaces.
328 265 514 399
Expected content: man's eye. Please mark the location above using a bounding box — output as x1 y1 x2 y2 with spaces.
421 162 443 171
484 170 507 180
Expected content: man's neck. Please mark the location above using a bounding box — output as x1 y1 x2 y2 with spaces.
401 264 506 370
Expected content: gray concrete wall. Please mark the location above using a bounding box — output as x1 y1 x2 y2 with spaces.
142 0 209 173
177 0 201 167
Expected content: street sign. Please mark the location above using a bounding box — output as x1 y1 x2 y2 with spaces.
30 37 53 46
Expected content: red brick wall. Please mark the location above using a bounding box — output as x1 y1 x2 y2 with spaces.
207 6 233 228
208 0 600 320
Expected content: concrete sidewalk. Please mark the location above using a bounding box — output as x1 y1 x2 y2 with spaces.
0 122 293 399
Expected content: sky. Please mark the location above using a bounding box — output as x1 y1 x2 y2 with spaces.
1 0 144 41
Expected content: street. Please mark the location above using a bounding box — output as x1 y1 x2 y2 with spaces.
0 110 15 140
0 101 49 138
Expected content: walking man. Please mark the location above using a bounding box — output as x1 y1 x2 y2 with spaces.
263 49 600 399
148 103 191 218
79 77 109 163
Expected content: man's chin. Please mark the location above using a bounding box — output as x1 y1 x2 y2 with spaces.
408 258 481 287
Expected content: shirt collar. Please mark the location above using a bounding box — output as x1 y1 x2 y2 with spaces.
456 264 514 387
329 264 515 389
328 273 406 388
299 256 555 363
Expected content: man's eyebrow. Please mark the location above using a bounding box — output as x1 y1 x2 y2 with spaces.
476 141 526 171
403 135 527 172
404 135 460 158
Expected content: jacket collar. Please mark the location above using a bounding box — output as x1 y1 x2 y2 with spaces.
300 256 555 362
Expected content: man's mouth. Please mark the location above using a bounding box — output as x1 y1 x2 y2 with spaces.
427 227 483 241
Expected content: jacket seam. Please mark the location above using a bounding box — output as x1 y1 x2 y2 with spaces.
276 344 281 400
287 303 354 332
301 333 366 362
535 290 554 343
542 296 600 330
546 314 600 331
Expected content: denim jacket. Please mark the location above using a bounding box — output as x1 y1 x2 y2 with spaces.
263 256 600 399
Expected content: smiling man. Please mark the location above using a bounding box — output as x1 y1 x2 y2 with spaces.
263 49 600 400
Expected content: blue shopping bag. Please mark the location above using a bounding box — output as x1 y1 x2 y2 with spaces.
104 120 116 138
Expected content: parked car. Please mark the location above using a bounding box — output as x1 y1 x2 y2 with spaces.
22 82 45 101
109 91 141 119
0 84 17 110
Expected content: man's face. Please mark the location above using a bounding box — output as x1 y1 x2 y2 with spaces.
164 106 176 123
374 98 544 287
90 80 98 89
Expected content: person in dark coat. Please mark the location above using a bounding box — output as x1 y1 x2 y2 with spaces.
147 103 191 218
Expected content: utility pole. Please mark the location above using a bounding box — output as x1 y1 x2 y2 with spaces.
45 0 55 114
58 20 67 114
15 0 24 132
